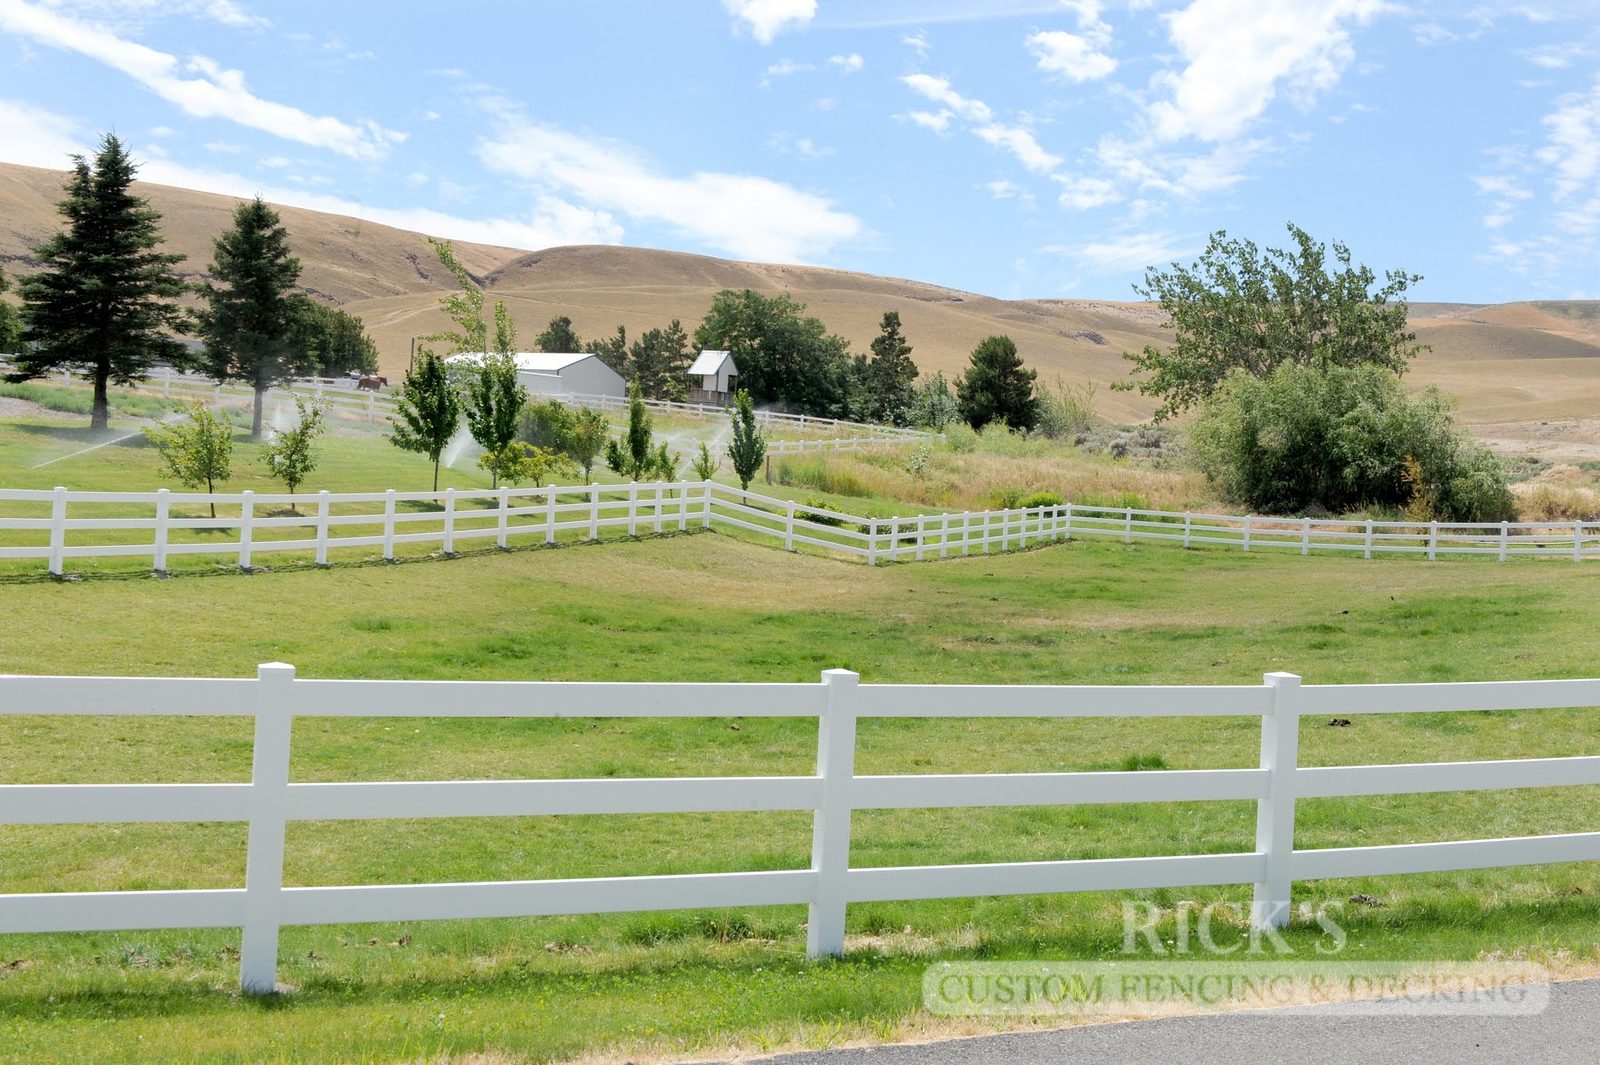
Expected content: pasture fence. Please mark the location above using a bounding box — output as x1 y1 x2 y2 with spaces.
3 667 1599 994
1 482 1595 577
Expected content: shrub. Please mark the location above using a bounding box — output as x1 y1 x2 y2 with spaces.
944 423 979 453
1189 363 1515 522
1017 490 1065 509
1034 377 1098 439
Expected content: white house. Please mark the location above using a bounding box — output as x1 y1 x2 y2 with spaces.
447 352 626 399
687 349 739 406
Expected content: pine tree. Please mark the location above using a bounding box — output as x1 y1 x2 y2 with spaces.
864 310 918 425
586 325 628 374
0 266 22 353
390 349 462 491
627 319 692 400
727 389 766 491
198 196 302 438
535 315 583 353
957 335 1039 432
11 135 190 430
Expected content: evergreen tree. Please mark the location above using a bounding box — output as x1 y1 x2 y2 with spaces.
535 315 583 353
390 349 461 491
10 134 190 430
957 335 1039 432
727 389 766 491
0 266 22 353
627 319 692 400
586 325 628 374
198 196 302 438
863 310 918 425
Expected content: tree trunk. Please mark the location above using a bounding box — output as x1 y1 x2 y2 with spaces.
433 457 440 492
91 368 110 431
251 386 265 439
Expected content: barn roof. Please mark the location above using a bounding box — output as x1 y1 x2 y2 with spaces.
688 349 735 375
448 352 594 374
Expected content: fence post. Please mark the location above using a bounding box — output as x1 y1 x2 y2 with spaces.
1427 520 1438 562
627 482 638 537
1364 520 1373 560
1063 502 1073 541
962 512 972 557
1252 671 1301 932
47 485 68 577
1123 507 1133 545
1243 515 1252 552
703 481 714 529
588 484 600 540
677 481 688 532
546 484 558 544
153 488 170 575
382 489 396 560
867 520 879 566
939 512 949 558
241 662 295 994
785 501 796 552
497 486 510 549
1499 521 1508 563
1574 521 1584 563
653 482 664 535
807 668 859 959
1183 512 1192 549
239 491 254 570
365 392 375 424
915 514 926 561
315 490 331 565
1300 517 1310 556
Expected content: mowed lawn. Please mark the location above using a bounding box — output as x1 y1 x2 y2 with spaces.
3 531 1600 1061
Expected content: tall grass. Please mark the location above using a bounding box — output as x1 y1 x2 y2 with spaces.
0 379 184 420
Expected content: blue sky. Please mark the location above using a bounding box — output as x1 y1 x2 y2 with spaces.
1 0 1598 302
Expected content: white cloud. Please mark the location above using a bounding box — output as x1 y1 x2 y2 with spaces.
829 52 864 73
476 113 860 263
1025 1 1116 83
906 109 953 133
0 99 620 252
902 29 930 56
769 131 833 159
902 73 992 123
1521 42 1587 69
1026 29 1117 83
1538 75 1600 203
764 58 815 78
0 0 403 159
0 97 89 167
973 123 1062 173
1053 173 1119 209
723 0 815 44
902 74 1063 173
1071 230 1197 272
43 0 270 30
1147 0 1384 143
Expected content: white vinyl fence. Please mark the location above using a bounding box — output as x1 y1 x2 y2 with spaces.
4 667 1599 994
3 482 1597 576
557 390 929 441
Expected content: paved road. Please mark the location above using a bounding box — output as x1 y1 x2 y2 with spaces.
716 978 1600 1065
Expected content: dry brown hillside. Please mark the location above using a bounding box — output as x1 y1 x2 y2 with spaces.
3 161 1599 444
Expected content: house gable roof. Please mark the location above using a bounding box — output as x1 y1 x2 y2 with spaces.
687 349 736 376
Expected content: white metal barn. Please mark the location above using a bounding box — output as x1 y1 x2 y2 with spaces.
687 349 739 405
448 352 626 399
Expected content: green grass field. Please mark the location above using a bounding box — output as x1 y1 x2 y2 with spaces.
3 525 1600 1063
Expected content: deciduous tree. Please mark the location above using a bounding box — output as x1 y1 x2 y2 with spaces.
727 389 766 491
1119 223 1425 421
605 381 657 480
10 134 190 430
262 397 326 506
694 289 853 417
464 351 527 488
145 403 233 517
390 349 461 491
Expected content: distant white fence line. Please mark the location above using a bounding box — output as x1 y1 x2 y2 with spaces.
1 481 1595 577
555 390 929 442
4 666 1600 994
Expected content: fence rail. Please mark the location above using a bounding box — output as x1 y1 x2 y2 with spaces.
2 482 1596 576
3 667 1599 993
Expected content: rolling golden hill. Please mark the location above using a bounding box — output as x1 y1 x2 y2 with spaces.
3 161 1599 446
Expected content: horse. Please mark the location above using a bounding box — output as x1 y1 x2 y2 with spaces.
356 375 388 392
